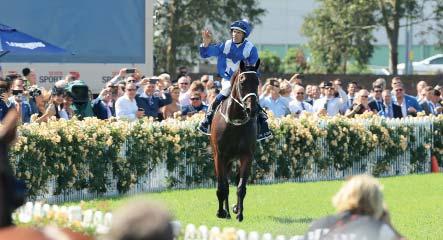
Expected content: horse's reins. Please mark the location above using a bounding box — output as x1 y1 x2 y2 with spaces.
220 71 257 126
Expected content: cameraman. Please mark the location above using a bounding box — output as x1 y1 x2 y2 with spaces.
65 80 94 119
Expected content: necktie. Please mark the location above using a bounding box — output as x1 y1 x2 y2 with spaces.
377 101 382 111
301 102 306 110
349 98 353 106
324 100 329 111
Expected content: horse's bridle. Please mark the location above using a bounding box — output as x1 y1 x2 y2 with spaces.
220 71 258 126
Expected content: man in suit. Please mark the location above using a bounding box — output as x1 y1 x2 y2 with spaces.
181 91 208 116
380 90 402 118
92 88 115 120
420 87 442 115
392 83 422 117
368 85 384 113
136 80 172 120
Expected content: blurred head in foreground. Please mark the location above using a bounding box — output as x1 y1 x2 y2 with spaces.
106 199 173 240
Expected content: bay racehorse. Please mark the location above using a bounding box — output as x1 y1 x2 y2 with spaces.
210 59 260 222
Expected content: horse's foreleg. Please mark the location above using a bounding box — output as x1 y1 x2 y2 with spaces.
215 153 229 219
216 177 228 218
235 155 251 222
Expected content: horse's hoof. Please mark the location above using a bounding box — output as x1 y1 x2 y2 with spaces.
216 210 228 219
226 213 231 219
236 214 244 222
232 205 238 214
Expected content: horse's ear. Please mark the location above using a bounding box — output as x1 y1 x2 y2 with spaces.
254 59 261 71
240 60 246 72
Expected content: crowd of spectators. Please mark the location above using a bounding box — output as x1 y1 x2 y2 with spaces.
0 67 442 124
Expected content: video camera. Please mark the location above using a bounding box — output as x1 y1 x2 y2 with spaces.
65 80 90 103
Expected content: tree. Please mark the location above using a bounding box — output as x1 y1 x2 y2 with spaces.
259 50 282 73
374 0 443 74
282 48 309 74
302 0 376 74
153 0 265 75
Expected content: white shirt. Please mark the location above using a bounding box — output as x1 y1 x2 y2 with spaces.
398 99 408 117
115 95 138 120
179 91 190 106
259 95 290 118
313 88 348 116
289 100 313 114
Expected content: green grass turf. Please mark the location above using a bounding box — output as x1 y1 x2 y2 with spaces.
70 174 443 239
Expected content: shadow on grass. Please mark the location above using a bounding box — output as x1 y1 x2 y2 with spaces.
269 216 314 224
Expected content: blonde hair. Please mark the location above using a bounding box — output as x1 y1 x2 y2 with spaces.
332 174 384 219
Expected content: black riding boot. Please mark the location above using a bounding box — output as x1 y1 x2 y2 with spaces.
198 98 222 135
257 109 272 141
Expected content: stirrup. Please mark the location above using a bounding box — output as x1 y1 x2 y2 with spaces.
257 131 272 142
197 123 211 136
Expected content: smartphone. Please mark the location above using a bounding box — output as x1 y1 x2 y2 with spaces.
126 68 136 74
149 78 159 84
0 88 7 95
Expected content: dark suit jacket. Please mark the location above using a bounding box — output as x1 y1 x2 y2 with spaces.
368 100 383 112
378 102 402 118
0 101 12 121
420 101 432 115
136 92 172 118
92 98 115 120
393 94 422 116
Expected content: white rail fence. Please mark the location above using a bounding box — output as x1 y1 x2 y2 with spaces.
32 118 434 203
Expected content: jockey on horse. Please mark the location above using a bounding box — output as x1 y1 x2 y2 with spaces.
198 19 272 141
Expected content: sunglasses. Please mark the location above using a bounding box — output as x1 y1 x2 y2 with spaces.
190 98 201 101
395 89 403 92
374 90 382 93
127 80 137 83
325 87 334 90
296 92 304 95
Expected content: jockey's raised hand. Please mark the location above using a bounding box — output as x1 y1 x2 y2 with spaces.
201 29 212 47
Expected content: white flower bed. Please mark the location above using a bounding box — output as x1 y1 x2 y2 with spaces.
13 201 304 240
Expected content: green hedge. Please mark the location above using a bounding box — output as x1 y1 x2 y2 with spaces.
9 114 443 197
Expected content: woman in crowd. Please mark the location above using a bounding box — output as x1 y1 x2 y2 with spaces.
304 174 404 240
162 85 181 119
34 88 66 123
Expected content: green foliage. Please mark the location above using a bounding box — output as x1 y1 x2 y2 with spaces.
153 0 265 74
259 50 282 73
282 48 309 74
302 0 376 73
9 115 443 198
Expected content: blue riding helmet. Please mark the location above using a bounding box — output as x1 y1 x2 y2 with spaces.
230 20 252 38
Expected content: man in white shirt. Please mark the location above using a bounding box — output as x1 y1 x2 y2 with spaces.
177 76 191 106
313 81 348 117
289 85 313 116
115 83 144 121
259 79 290 118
